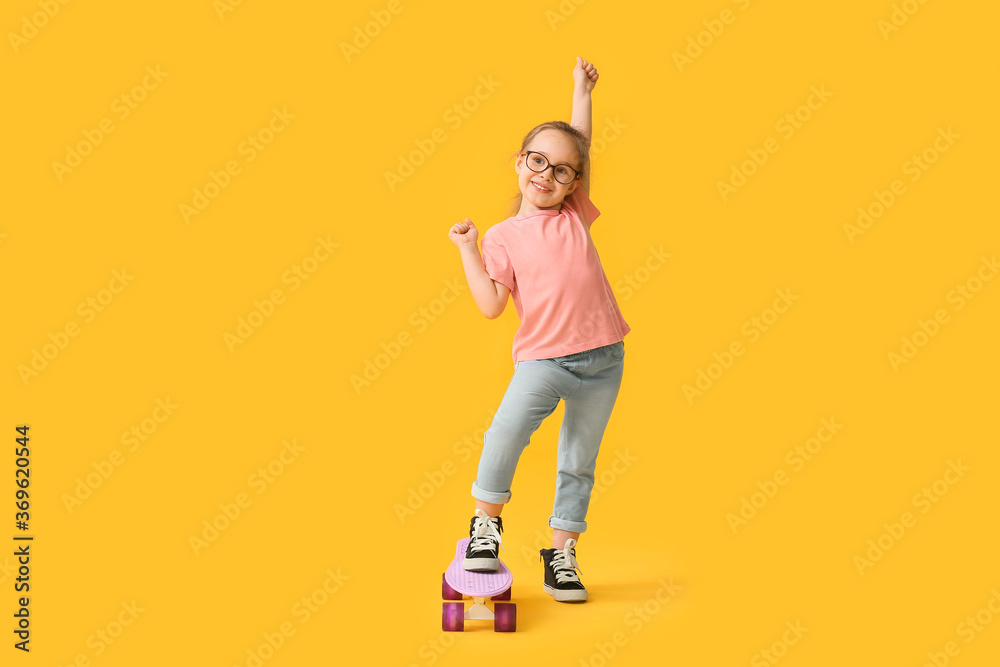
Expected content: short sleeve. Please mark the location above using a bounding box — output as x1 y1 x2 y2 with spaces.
564 187 601 227
480 228 514 290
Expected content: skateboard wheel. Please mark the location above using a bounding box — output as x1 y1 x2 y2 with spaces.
491 586 511 601
442 602 465 632
442 573 463 601
494 602 516 632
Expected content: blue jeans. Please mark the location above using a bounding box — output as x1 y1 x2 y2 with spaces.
471 340 625 533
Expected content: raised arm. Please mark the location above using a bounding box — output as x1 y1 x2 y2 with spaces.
571 56 599 195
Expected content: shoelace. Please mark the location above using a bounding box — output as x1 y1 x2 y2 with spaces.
549 538 583 584
469 508 504 553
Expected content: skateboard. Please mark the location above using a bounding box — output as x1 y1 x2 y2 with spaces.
441 537 516 632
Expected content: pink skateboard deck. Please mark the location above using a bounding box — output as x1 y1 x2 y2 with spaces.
441 537 516 632
445 538 512 597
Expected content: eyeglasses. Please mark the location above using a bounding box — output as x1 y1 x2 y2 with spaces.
521 151 581 185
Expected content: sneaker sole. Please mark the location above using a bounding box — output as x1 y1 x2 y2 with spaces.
463 557 500 572
543 583 588 602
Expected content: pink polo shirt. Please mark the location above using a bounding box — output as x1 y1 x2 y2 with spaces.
480 187 630 363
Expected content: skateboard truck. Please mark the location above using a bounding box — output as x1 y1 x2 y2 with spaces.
465 598 495 621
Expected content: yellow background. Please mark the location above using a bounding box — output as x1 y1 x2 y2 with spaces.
3 0 999 664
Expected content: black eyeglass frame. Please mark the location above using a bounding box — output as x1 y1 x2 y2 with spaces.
520 151 581 185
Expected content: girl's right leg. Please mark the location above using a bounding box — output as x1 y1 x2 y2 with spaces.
471 360 567 507
465 360 568 571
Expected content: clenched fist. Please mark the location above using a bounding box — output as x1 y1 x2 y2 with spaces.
449 218 479 247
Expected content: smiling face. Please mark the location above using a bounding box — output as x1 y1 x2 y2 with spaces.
514 129 582 216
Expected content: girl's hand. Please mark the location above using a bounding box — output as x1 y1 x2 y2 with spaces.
574 56 599 93
449 218 479 247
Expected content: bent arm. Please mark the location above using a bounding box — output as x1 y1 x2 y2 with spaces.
458 243 510 319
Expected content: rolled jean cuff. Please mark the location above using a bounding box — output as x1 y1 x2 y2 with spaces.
471 481 511 505
549 515 588 533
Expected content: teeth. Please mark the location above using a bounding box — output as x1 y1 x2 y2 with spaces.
532 182 550 192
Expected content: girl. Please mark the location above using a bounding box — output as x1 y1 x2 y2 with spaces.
447 57 629 603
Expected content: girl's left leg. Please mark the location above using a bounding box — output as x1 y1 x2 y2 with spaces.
539 341 625 602
550 341 625 544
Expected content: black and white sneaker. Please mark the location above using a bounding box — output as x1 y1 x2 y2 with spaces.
463 509 504 572
540 538 588 602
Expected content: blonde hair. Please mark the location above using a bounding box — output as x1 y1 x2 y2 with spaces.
506 121 590 218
